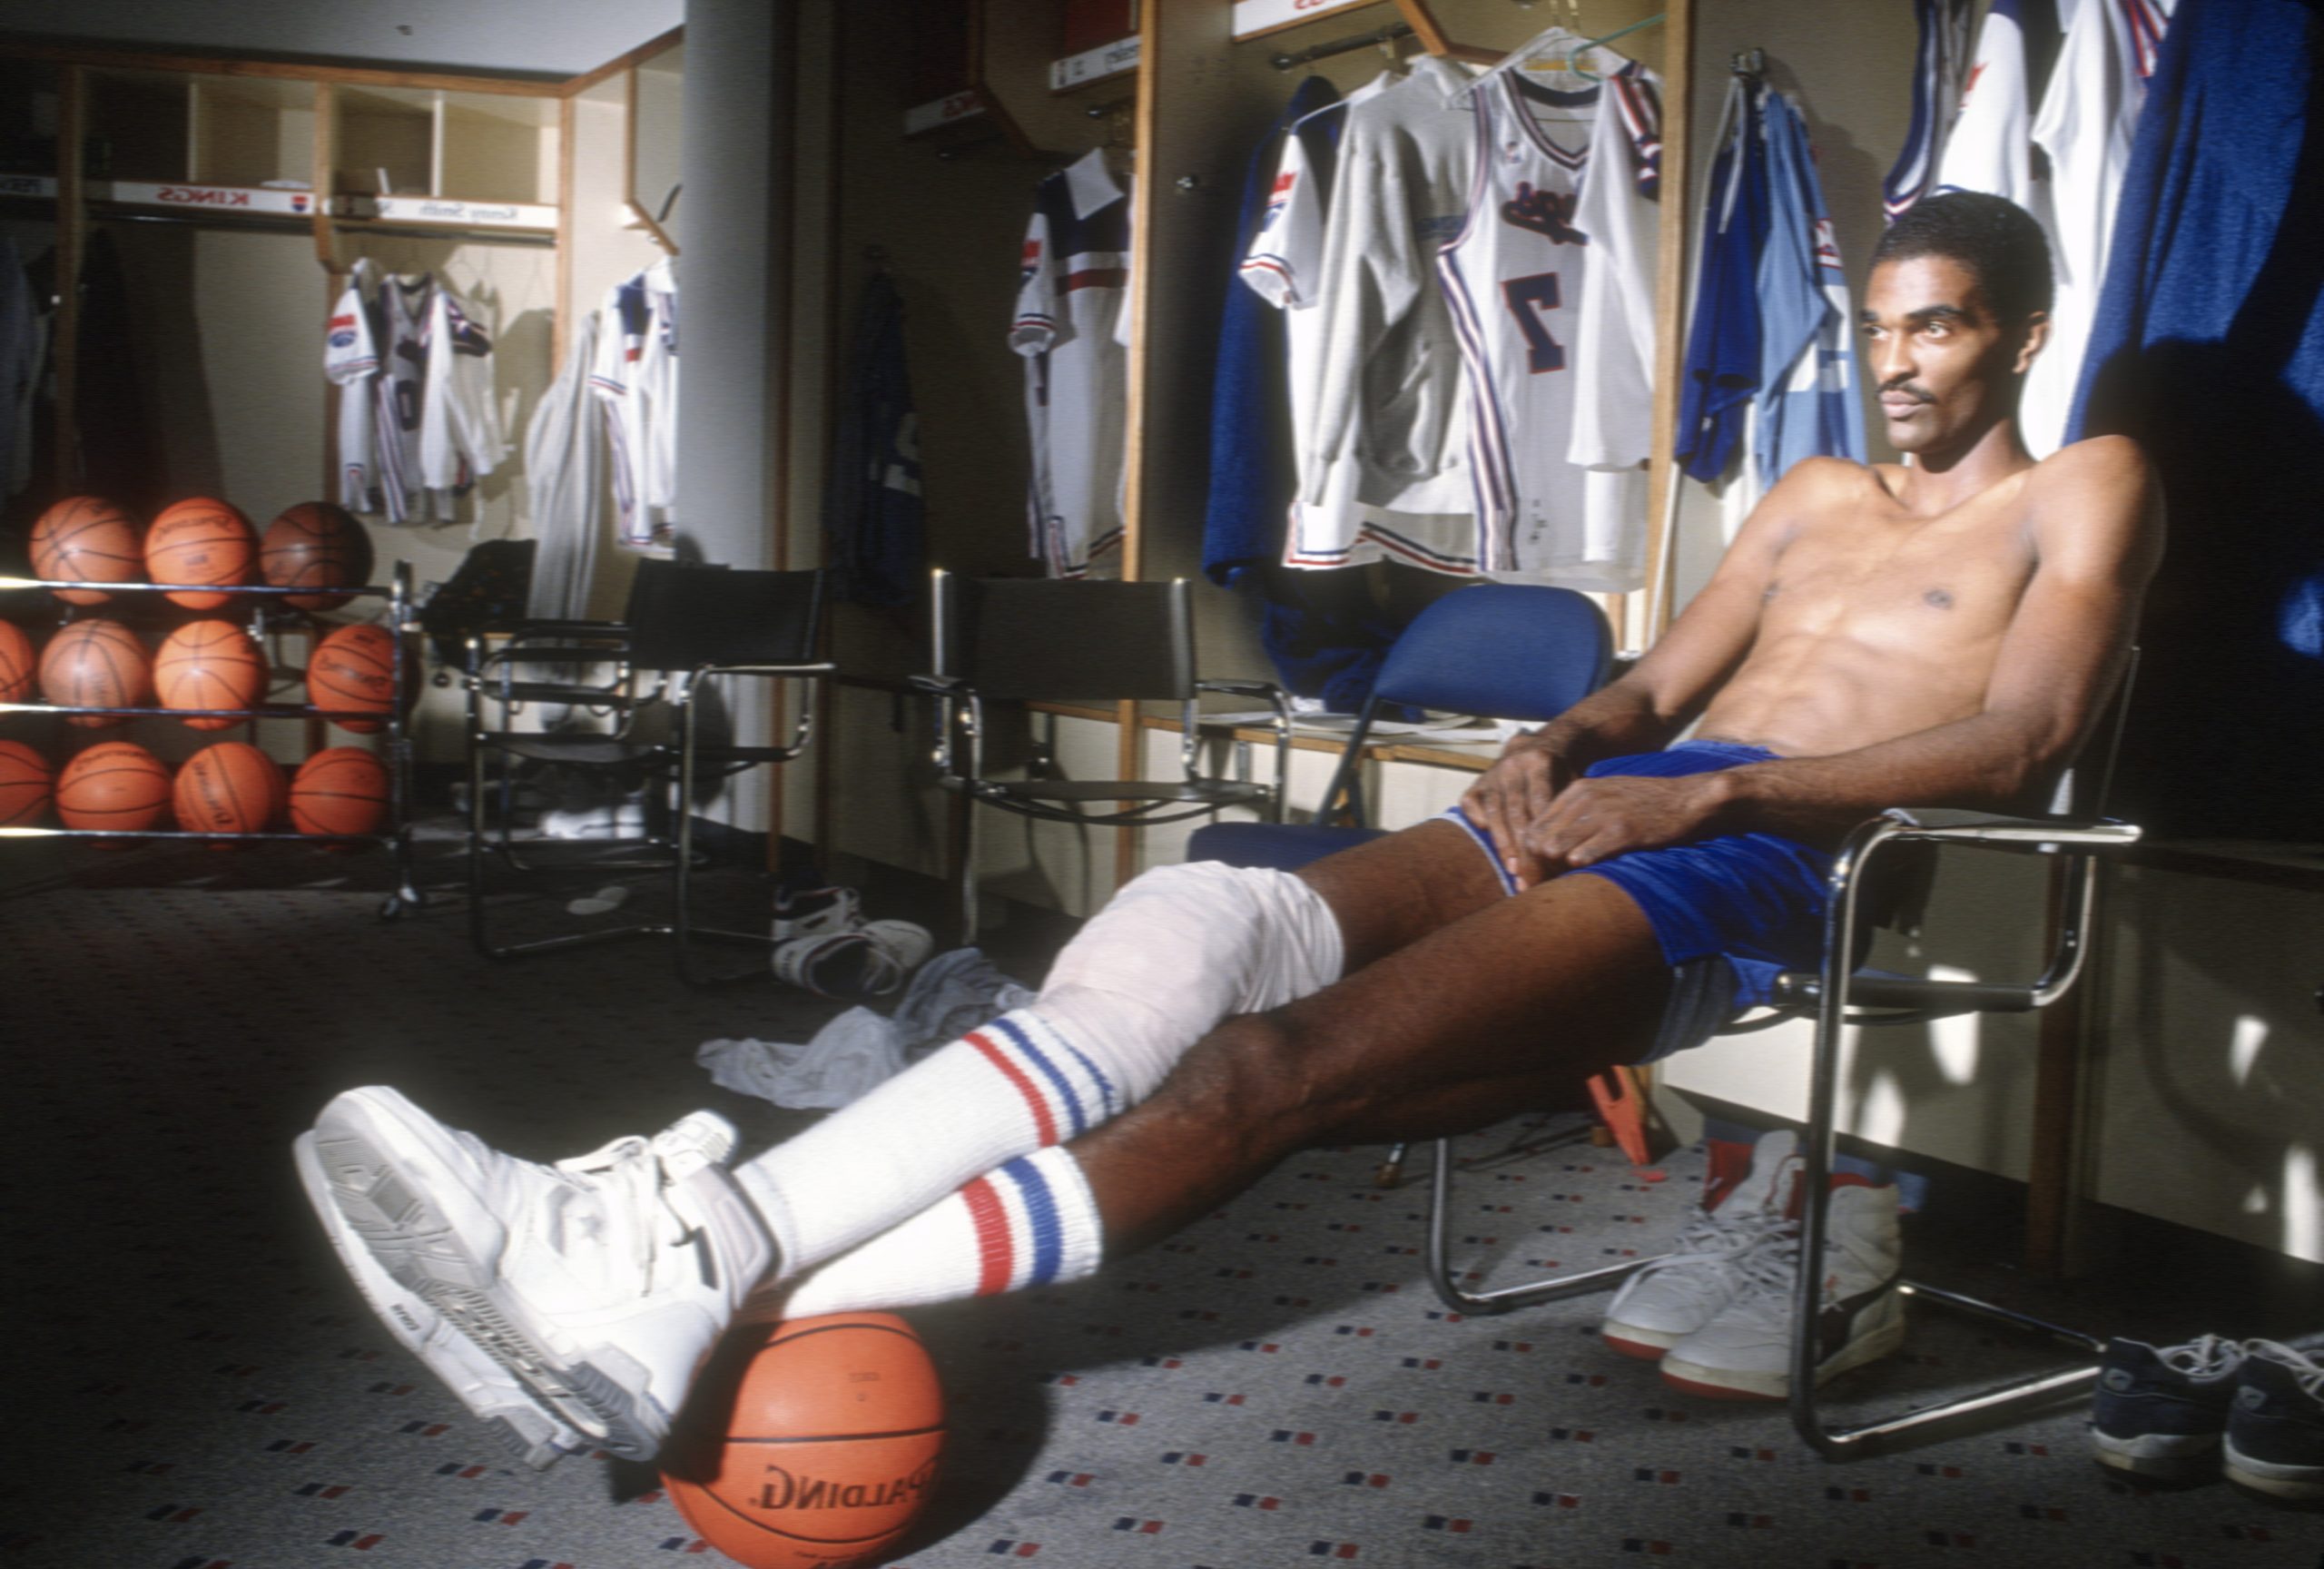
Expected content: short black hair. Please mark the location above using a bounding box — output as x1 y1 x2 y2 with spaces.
1871 191 2054 324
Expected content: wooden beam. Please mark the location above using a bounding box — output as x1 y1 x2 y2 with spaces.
53 64 84 490
1116 0 1167 889
1389 0 1500 66
1640 0 1696 643
555 93 575 368
310 78 343 274
0 37 566 95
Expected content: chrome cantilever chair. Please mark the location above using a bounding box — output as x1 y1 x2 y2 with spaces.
910 570 1291 942
466 560 832 982
1417 656 2144 1461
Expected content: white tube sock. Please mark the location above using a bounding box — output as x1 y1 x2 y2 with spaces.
732 862 1344 1279
776 1145 1104 1317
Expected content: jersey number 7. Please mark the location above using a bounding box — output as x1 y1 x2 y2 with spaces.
1500 272 1567 374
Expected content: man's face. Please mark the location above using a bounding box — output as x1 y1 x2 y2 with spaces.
1859 254 2044 458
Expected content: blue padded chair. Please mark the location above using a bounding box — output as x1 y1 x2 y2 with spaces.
1186 583 1614 871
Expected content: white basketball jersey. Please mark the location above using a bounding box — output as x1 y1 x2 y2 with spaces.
592 272 656 546
1291 56 1479 574
1238 72 1435 566
2027 0 2173 457
1011 149 1130 578
1935 0 2043 215
635 259 682 526
323 258 379 516
1436 62 1659 588
326 272 504 527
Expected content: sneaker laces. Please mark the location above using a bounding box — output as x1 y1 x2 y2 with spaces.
2157 1333 2245 1380
552 1135 674 1297
1712 1222 1807 1317
1625 1206 1792 1303
2246 1339 2324 1395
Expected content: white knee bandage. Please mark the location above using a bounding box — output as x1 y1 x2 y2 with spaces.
1036 861 1345 1103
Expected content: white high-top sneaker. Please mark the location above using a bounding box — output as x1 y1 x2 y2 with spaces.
294 1131 586 1469
1658 1179 1906 1400
1600 1129 1803 1360
310 1087 775 1462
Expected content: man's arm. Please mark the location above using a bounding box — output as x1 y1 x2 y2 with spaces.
1460 461 1808 883
1519 437 2165 867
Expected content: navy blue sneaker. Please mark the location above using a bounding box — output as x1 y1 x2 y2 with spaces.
2090 1334 2245 1480
2225 1341 2324 1502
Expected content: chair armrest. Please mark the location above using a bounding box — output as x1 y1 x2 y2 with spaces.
1879 807 2142 850
692 661 838 681
506 617 629 638
1196 678 1285 702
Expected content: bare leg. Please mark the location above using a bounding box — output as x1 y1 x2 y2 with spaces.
1078 854 1667 1253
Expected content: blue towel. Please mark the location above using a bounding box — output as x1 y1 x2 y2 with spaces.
2073 0 2324 838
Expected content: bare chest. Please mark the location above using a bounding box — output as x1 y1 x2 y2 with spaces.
1759 509 2036 650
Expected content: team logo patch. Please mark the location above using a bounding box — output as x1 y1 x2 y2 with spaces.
1502 183 1589 245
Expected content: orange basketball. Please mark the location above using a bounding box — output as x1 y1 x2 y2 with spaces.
31 496 143 605
289 746 389 836
144 497 256 610
261 501 375 611
307 622 402 733
172 741 282 837
0 739 52 825
38 617 152 728
0 618 35 703
55 740 172 831
154 619 270 729
660 1313 945 1569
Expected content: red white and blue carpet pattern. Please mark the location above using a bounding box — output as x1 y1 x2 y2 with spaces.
2 854 2313 1568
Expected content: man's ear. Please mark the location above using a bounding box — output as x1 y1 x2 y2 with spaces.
2014 311 2052 375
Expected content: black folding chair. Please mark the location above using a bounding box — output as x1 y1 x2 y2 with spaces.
909 570 1290 942
465 561 832 983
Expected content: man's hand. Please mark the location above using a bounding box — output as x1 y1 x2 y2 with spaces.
1515 771 1732 874
1460 732 1572 888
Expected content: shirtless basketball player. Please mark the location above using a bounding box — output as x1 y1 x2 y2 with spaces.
298 192 2162 1467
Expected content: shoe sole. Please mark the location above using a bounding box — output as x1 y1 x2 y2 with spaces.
294 1133 583 1470
1660 1312 1909 1402
2224 1442 2324 1502
1600 1321 1687 1360
310 1090 668 1461
2091 1428 2223 1482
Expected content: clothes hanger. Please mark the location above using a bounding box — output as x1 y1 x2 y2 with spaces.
1459 10 1667 96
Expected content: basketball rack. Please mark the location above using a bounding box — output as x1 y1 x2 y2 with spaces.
0 562 425 918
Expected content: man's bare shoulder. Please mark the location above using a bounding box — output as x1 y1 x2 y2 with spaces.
2024 435 2163 530
1773 453 1893 497
2021 435 2165 580
1739 455 1890 536
2029 432 2153 488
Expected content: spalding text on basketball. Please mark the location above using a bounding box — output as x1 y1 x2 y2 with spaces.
752 1457 938 1514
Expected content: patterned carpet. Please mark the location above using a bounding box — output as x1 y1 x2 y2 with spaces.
0 833 2316 1568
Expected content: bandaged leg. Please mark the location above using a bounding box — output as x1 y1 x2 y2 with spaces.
734 862 1343 1279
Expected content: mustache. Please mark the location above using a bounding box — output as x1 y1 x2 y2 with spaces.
1879 380 1935 403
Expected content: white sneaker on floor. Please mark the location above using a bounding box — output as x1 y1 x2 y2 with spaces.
1600 1129 1802 1359
294 1131 586 1470
771 884 862 942
309 1088 775 1463
772 919 934 1000
1659 1180 1906 1401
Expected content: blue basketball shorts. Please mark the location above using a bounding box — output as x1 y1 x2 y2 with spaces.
1442 740 1835 1062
